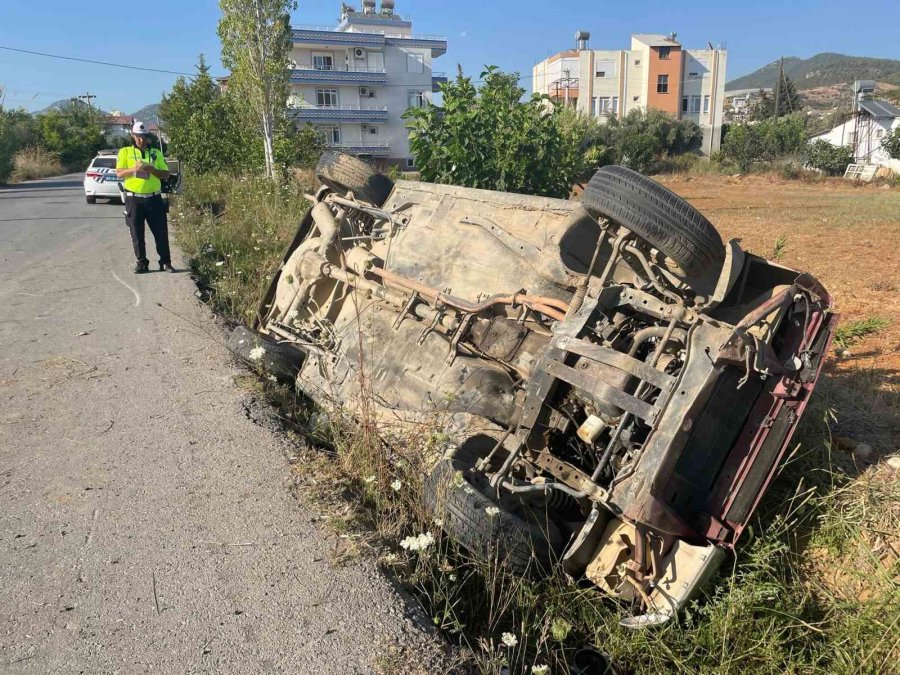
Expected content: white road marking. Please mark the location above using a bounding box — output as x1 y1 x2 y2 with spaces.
111 271 141 307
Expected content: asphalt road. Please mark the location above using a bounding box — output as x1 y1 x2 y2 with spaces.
0 175 449 673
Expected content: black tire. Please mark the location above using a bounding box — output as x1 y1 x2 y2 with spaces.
582 165 724 277
315 151 394 207
226 326 306 382
424 458 564 575
86 195 97 204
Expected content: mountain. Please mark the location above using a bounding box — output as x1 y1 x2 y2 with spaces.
726 53 900 92
36 98 109 116
130 103 161 123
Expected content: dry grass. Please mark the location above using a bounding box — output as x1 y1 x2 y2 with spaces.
12 146 63 181
658 173 899 450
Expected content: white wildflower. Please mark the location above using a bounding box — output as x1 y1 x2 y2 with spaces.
215 261 225 267
399 532 435 552
462 485 475 495
501 632 518 648
485 506 501 517
391 479 403 492
248 346 266 362
383 553 399 564
433 518 444 527
532 666 550 675
448 573 456 581
364 475 376 484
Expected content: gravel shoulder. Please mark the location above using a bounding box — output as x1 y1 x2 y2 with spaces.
0 175 451 674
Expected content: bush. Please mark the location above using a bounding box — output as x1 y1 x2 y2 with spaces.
11 146 63 181
593 108 703 174
405 66 592 198
721 115 807 171
36 103 105 170
806 140 854 176
882 128 900 160
0 105 41 183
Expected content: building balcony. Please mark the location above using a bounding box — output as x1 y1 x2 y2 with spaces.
432 72 448 92
291 65 387 85
293 26 447 57
325 141 391 158
290 105 389 123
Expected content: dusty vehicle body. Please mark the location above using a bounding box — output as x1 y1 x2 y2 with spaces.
248 154 836 624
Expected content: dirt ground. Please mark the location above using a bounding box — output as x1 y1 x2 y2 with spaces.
655 174 900 449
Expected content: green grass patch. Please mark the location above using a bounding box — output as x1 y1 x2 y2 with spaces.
833 317 889 350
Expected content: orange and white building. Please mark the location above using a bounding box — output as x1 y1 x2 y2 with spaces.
533 33 727 154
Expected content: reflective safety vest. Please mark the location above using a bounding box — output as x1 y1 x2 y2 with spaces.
116 145 168 194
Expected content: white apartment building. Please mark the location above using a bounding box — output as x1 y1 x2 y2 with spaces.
533 33 727 154
289 0 447 168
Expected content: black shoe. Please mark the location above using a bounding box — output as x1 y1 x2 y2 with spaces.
134 261 150 274
160 263 176 273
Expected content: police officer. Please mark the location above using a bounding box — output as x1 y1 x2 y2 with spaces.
116 121 174 274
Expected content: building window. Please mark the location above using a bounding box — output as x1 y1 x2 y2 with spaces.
407 91 426 109
688 71 699 78
317 125 341 145
691 95 701 113
634 59 642 66
658 47 671 60
407 52 424 74
591 97 598 116
312 53 334 71
362 124 378 136
657 75 669 93
406 158 416 169
596 70 606 78
612 96 619 114
682 97 689 113
876 128 884 138
316 88 339 108
703 95 710 114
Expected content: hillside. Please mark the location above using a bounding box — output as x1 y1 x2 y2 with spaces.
36 98 109 116
131 103 161 122
727 53 900 92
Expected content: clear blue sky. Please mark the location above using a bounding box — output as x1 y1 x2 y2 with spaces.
1 0 898 115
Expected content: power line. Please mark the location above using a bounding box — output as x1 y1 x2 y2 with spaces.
0 45 196 77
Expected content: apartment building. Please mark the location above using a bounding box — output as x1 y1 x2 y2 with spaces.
533 33 727 154
289 0 447 168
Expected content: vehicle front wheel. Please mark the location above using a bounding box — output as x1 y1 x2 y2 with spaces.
424 449 565 575
85 195 96 204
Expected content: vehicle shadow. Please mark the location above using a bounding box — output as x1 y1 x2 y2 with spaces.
0 178 84 191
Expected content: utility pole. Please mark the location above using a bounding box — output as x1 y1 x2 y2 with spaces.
77 92 97 121
562 68 571 107
772 57 783 120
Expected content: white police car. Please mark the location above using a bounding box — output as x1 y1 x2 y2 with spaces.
83 151 123 204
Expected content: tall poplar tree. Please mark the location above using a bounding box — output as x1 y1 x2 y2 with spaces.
218 0 297 178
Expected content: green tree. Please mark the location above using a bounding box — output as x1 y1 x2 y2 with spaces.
405 66 590 198
160 56 248 173
749 75 803 120
882 128 900 160
805 139 853 175
218 0 296 178
0 105 41 182
36 102 105 169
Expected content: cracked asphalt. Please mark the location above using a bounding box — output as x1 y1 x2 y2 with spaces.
0 175 451 673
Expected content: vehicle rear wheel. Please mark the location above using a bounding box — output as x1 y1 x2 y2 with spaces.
424 450 564 575
86 195 97 204
582 165 724 277
226 326 306 382
315 151 394 207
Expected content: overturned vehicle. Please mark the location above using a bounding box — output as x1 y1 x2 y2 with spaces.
234 152 836 625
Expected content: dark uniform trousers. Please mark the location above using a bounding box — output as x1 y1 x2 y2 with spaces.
125 193 171 266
